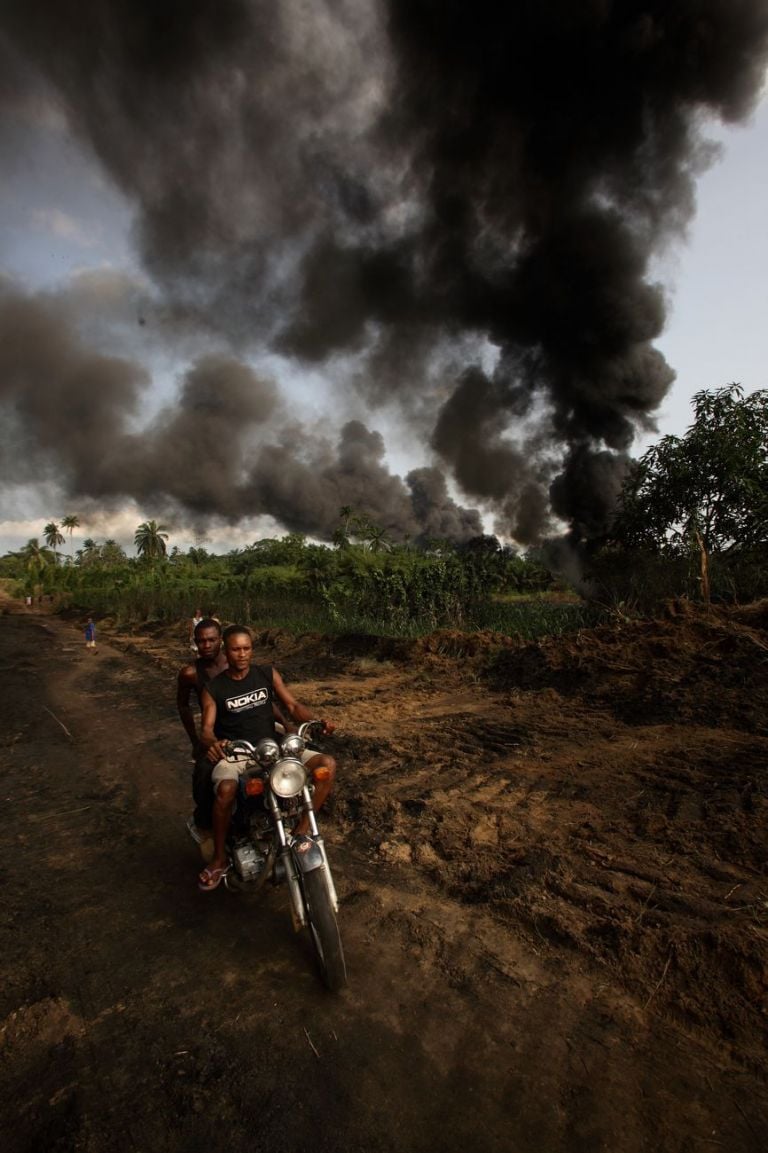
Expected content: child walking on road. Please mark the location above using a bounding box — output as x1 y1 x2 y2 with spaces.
85 618 96 649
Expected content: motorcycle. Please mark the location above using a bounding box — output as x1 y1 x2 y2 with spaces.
220 721 346 992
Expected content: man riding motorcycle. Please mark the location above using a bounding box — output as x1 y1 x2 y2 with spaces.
197 624 335 891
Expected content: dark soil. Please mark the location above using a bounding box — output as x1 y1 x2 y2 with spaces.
1 593 767 1152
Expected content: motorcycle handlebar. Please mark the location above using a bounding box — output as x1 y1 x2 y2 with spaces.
222 721 333 760
298 719 334 739
224 739 257 759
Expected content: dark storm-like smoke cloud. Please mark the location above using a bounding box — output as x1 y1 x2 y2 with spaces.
281 1 768 539
2 2 768 543
241 422 482 541
1 0 389 342
0 277 148 491
0 279 480 541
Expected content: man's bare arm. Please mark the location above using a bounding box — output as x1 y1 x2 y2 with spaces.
272 668 334 732
200 687 228 763
176 666 200 749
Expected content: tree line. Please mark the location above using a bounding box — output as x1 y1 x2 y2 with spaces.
2 385 765 629
2 514 561 636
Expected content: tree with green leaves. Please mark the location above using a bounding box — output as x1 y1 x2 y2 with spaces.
101 539 128 567
364 522 392 554
134 520 170 561
16 538 55 592
612 385 768 601
61 515 80 559
298 544 339 594
333 506 355 550
343 512 389 551
76 539 101 567
19 537 54 569
43 521 65 560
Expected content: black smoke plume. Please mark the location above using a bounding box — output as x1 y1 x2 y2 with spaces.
0 278 479 541
2 2 767 544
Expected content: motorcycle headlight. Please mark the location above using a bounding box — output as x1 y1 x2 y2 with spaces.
281 733 306 759
255 737 281 765
270 757 307 798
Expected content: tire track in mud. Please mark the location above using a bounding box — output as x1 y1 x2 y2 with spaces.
330 680 768 1079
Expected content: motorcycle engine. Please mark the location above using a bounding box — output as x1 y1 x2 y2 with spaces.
231 839 265 882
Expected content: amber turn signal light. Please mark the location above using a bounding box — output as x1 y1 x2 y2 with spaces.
312 766 332 782
244 777 264 796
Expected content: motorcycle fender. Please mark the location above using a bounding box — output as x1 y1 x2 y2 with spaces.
290 834 324 874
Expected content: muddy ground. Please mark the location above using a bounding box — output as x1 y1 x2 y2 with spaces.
0 593 766 1152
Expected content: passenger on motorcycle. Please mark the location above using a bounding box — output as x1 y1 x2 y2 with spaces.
176 617 229 844
197 624 336 891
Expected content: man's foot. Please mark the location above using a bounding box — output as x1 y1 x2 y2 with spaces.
198 863 229 892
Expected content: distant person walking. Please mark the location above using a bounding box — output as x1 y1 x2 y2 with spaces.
189 608 204 653
85 618 96 649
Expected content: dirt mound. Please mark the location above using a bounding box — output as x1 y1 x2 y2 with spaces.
95 602 768 737
487 602 768 732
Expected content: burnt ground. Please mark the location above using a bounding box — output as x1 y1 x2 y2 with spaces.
0 592 766 1152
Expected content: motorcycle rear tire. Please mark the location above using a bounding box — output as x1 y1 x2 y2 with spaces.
301 868 347 991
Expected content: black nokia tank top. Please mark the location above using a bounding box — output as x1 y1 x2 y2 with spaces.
204 665 276 744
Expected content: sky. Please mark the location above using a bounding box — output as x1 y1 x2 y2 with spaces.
1 2 767 559
651 97 768 442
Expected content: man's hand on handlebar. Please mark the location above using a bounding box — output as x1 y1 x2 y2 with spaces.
206 740 230 764
299 718 335 738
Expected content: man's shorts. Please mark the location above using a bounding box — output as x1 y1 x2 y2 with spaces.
211 745 320 792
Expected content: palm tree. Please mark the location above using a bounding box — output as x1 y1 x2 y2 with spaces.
61 515 80 561
298 547 336 594
43 521 65 562
134 520 170 561
17 538 55 591
101 539 127 567
365 523 392 554
76 538 101 566
349 513 375 548
334 505 354 549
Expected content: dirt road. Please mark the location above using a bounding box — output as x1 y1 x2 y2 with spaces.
1 599 766 1152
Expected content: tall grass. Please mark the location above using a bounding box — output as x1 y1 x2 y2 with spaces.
56 552 602 642
472 597 604 640
78 582 601 642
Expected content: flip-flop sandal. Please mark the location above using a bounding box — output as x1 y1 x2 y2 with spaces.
198 864 229 892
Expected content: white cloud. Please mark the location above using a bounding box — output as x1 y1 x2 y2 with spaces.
31 207 99 248
0 505 289 558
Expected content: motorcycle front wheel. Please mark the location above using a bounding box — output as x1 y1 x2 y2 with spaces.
301 868 347 991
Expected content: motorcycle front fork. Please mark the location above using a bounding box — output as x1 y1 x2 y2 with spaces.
299 785 340 912
267 789 339 929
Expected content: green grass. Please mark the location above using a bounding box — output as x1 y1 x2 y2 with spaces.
62 583 604 643
471 597 603 640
